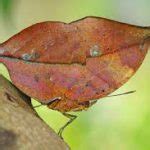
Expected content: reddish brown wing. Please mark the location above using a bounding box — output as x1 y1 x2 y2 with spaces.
0 17 149 112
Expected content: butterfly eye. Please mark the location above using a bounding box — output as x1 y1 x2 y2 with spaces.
90 45 102 57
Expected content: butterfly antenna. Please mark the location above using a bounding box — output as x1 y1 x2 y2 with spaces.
107 90 136 97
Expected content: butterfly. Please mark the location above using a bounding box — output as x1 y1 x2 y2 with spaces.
0 16 149 137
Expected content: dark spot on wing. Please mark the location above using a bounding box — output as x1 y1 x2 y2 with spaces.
34 75 39 82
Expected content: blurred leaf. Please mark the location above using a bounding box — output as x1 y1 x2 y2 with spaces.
0 0 13 18
0 0 15 28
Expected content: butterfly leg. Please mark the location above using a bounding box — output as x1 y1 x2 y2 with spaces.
58 113 77 139
34 97 61 108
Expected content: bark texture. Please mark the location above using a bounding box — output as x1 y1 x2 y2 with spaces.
0 75 69 150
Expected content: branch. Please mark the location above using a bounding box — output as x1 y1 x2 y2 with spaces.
0 75 69 150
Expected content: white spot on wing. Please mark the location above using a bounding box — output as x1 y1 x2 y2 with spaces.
90 45 102 57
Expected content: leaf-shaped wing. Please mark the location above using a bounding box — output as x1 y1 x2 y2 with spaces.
0 17 149 112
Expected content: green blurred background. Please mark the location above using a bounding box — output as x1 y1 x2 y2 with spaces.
0 0 150 149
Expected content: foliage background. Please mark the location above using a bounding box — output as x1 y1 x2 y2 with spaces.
0 0 149 149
